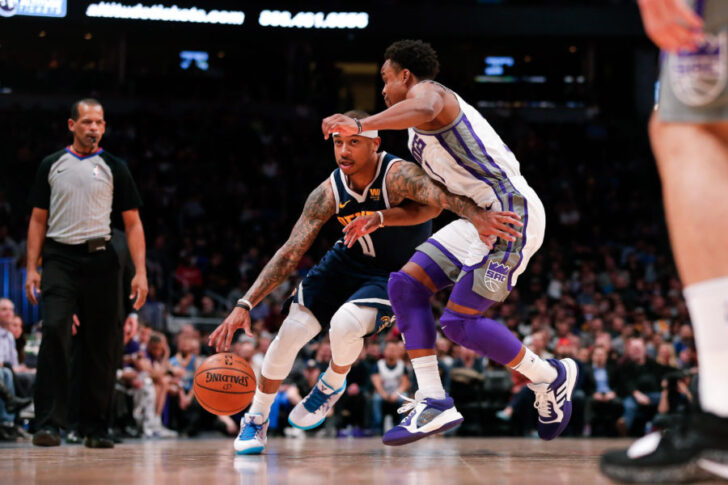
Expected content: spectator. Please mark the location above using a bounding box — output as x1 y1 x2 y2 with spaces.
371 342 410 434
613 338 668 436
173 293 199 317
167 334 202 436
143 333 178 438
582 346 622 436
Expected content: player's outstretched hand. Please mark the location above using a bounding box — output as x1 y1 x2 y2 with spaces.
343 213 381 247
322 114 359 140
469 210 523 249
638 0 704 52
209 307 254 352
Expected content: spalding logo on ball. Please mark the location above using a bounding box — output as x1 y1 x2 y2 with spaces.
193 353 256 415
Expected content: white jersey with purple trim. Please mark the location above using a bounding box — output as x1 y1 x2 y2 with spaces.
407 86 535 214
406 83 546 300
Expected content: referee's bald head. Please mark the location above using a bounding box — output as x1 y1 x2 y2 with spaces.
70 98 103 121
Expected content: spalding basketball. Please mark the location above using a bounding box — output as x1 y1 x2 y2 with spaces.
193 353 256 415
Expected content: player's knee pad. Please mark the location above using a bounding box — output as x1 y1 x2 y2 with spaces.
387 270 432 335
388 270 437 350
329 303 376 366
440 309 479 351
262 303 322 380
439 309 468 346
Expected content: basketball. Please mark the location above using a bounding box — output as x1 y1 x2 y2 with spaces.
193 353 256 415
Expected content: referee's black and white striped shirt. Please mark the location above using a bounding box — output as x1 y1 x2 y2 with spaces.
28 147 142 245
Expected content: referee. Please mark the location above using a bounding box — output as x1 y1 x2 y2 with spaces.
25 99 148 448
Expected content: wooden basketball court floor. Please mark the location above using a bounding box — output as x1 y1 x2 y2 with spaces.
2 436 725 484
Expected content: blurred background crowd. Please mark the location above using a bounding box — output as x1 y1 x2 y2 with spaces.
0 0 692 442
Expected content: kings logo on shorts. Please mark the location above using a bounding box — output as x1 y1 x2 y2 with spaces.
484 261 510 292
668 32 728 107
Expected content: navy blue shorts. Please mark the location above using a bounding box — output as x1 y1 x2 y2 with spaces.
285 246 395 337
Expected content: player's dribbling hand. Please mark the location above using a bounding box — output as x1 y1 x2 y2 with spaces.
209 307 254 352
25 268 41 305
343 213 381 247
638 0 704 52
322 114 359 140
469 210 523 249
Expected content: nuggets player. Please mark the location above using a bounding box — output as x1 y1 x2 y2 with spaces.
323 40 578 445
209 111 522 455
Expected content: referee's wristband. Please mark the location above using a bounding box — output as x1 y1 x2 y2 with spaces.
235 298 253 311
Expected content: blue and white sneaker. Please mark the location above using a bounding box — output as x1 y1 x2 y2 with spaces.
526 358 579 441
288 377 345 430
234 413 268 455
382 391 464 446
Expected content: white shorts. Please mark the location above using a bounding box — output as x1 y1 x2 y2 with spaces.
416 181 545 302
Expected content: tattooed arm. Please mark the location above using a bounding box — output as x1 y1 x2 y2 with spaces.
242 179 335 306
209 179 335 351
343 161 523 250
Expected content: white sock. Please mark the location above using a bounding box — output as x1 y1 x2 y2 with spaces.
684 276 728 418
322 365 347 391
411 355 446 399
512 347 557 384
248 389 277 421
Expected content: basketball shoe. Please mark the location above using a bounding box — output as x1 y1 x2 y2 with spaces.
234 413 268 455
381 391 464 446
526 358 579 441
600 412 728 483
288 377 345 430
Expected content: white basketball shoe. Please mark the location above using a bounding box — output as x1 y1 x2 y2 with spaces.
234 413 268 455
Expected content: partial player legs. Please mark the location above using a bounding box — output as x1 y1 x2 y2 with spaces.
383 256 463 445
288 303 376 430
601 117 728 482
651 118 728 420
235 303 321 455
289 304 372 428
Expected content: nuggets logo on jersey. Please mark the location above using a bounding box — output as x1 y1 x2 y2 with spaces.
329 151 431 270
337 211 375 227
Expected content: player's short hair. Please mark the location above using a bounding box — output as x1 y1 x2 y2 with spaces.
343 109 370 119
70 98 103 121
384 39 439 80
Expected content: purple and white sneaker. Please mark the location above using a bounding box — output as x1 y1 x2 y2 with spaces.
382 391 464 446
526 358 579 441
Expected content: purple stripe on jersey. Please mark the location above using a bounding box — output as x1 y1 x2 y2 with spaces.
450 126 508 195
434 133 500 197
426 238 463 269
459 114 528 267
507 203 529 291
502 193 514 264
460 115 510 181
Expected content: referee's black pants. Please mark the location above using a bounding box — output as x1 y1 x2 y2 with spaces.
34 239 120 436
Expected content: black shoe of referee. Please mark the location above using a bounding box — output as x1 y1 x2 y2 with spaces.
600 412 728 483
84 434 114 449
32 426 61 447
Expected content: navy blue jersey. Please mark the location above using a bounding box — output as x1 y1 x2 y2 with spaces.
329 151 432 273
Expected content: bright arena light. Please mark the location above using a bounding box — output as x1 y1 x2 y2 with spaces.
258 10 369 29
85 2 245 25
